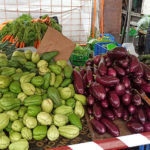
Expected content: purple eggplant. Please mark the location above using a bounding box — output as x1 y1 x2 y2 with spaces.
122 93 131 106
91 82 106 101
87 95 95 106
113 105 124 119
138 107 147 124
141 83 150 93
127 121 144 133
115 83 125 96
86 66 93 85
73 70 84 94
108 68 117 77
87 107 93 115
128 105 136 115
80 68 85 77
101 99 109 108
114 66 126 76
144 122 150 132
141 63 150 80
145 105 150 121
122 76 131 89
98 63 107 76
129 55 140 73
103 109 115 121
118 58 129 68
93 103 102 120
94 55 101 65
101 117 120 137
109 91 120 108
107 47 128 59
123 109 129 121
96 75 119 87
91 119 106 134
134 63 144 78
132 94 142 106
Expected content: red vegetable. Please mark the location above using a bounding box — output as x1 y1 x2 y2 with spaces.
133 77 144 86
80 68 85 77
123 109 129 121
83 73 88 89
129 55 140 73
134 63 144 78
103 109 115 121
86 66 93 85
144 122 150 132
73 70 84 94
94 67 98 75
125 89 131 94
94 55 101 65
101 99 109 108
145 105 150 121
108 68 117 77
91 82 106 101
138 107 147 125
127 121 144 133
91 119 106 134
105 87 110 92
86 59 93 66
118 58 129 68
113 105 124 118
128 105 136 115
87 95 95 106
101 117 120 137
93 103 102 120
114 66 126 76
109 91 120 108
105 57 112 67
107 47 128 59
122 93 131 106
98 63 107 76
115 83 125 96
132 94 141 106
96 75 119 87
87 107 93 115
141 83 150 93
88 86 93 95
122 76 131 89
141 63 150 80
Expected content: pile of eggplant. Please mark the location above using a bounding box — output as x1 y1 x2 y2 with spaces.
73 47 150 137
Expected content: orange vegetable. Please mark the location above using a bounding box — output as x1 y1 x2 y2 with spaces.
16 41 20 48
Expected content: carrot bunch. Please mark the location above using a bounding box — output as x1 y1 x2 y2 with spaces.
34 40 40 49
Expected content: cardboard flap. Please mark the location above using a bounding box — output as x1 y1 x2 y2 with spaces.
37 27 75 61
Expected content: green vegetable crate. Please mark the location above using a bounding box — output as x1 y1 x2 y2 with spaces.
69 53 89 66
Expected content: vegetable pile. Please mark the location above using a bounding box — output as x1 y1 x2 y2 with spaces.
74 47 150 137
0 50 86 150
0 14 61 49
139 54 150 66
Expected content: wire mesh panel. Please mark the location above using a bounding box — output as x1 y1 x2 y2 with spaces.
0 0 93 43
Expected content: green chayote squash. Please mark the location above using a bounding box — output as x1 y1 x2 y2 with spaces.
27 105 41 117
74 101 85 118
33 125 47 140
0 135 10 149
0 113 9 130
66 98 75 108
9 139 29 150
0 57 8 67
6 110 18 121
37 112 52 125
25 50 32 60
56 60 67 68
18 106 27 118
17 92 27 102
59 125 79 139
24 62 36 71
9 132 21 142
20 73 36 83
41 99 53 113
54 114 68 127
9 81 22 94
3 92 17 98
0 67 16 76
31 52 40 63
11 72 23 81
24 95 42 106
54 105 73 115
31 76 44 87
74 94 87 105
0 75 11 88
49 64 62 75
25 116 37 129
12 51 25 58
37 60 48 68
47 125 59 141
21 83 35 95
60 87 72 100
21 127 32 140
11 120 24 132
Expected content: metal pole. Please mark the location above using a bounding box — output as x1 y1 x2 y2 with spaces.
126 0 133 42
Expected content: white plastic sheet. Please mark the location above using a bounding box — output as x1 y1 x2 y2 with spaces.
142 0 150 15
0 0 93 43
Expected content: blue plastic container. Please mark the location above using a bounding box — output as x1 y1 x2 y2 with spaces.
139 145 150 150
100 33 115 42
94 42 122 56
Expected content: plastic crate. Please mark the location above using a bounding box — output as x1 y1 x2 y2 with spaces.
70 60 86 66
139 145 150 150
100 33 115 42
95 42 122 56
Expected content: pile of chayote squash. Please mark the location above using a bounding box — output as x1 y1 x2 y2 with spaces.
0 50 86 150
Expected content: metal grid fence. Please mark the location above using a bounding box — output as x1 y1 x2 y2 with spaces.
0 0 93 43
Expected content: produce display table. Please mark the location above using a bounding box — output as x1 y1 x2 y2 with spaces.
49 132 150 150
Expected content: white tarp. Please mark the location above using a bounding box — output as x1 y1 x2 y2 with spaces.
0 0 93 43
142 0 150 15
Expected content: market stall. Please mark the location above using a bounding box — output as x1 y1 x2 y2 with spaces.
1 1 150 150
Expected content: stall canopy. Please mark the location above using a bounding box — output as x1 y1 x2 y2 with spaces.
0 0 93 43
